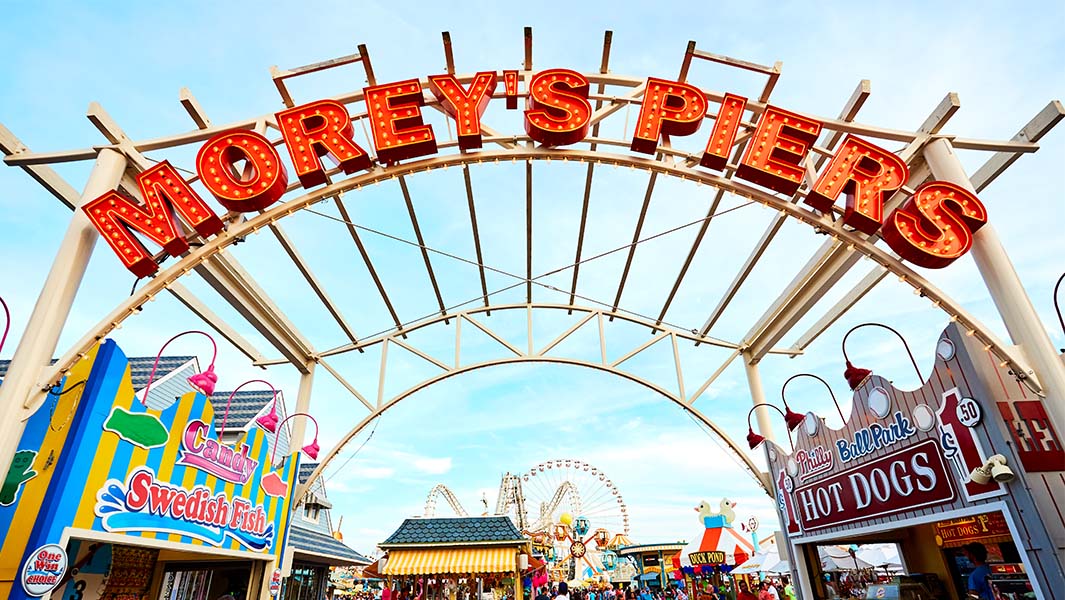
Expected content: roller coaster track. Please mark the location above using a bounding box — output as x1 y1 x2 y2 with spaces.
423 484 468 517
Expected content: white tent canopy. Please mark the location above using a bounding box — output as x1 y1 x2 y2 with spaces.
819 546 874 571
855 545 903 571
731 543 790 576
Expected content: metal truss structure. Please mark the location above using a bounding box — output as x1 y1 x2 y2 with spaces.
423 484 469 518
1 30 1062 508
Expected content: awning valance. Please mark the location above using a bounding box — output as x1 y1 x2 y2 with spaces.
383 547 517 575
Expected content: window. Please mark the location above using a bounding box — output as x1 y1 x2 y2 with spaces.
303 503 320 523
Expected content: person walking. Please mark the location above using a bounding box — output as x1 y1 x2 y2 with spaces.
781 578 796 600
557 583 571 600
963 543 994 600
735 581 757 600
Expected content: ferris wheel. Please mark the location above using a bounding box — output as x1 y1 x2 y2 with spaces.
515 458 630 536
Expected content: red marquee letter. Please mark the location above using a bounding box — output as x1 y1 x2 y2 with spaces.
503 70 520 109
524 69 591 147
736 106 821 195
805 135 909 234
428 72 498 150
82 161 224 277
631 78 707 155
881 181 988 268
700 93 747 172
364 79 437 163
196 130 289 212
276 99 371 188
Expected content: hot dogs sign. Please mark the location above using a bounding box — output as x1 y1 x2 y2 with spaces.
768 322 1063 537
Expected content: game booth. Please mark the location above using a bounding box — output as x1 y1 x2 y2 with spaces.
763 323 1065 599
376 516 534 600
0 339 303 599
674 500 755 597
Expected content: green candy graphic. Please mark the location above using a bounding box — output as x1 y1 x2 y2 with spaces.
103 406 170 449
1 449 37 506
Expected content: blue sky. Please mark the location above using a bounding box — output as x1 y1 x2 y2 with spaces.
1 1 1063 555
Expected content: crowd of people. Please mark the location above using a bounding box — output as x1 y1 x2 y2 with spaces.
528 578 796 600
703 577 796 600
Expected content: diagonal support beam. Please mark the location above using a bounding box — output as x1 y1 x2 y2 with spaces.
1 116 272 366
398 176 448 319
195 251 315 373
181 90 361 349
610 154 663 316
0 123 81 208
318 358 375 412
91 101 316 371
334 195 404 334
267 221 360 344
537 311 597 356
568 31 617 311
742 92 962 361
687 349 741 405
166 281 266 363
610 331 669 368
787 99 1065 353
697 80 872 335
462 166 491 311
464 314 524 357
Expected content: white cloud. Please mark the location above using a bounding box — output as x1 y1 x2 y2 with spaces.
413 456 453 475
354 466 397 479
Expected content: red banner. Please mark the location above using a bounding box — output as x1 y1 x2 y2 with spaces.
794 440 955 531
933 512 1010 547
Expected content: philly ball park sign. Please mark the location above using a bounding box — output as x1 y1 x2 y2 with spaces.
83 69 989 276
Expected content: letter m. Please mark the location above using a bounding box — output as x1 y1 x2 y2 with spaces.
82 161 223 277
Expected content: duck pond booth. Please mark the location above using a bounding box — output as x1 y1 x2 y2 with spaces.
0 339 302 599
764 323 1065 600
674 500 755 596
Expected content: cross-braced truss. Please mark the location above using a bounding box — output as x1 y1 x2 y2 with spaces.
1 29 1060 503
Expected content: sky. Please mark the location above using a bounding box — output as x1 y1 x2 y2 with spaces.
1 1 1063 557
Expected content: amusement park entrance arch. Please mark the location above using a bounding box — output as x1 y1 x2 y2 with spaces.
1 31 1063 540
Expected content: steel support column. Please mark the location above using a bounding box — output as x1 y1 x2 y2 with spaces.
743 351 776 442
0 148 127 484
288 361 316 452
924 138 1065 434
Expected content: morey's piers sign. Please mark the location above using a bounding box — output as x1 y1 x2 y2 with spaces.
83 69 989 277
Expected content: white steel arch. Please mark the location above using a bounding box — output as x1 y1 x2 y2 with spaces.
297 303 772 499
1 31 1061 516
27 147 1043 407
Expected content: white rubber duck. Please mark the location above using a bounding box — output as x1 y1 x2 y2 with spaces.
695 498 738 526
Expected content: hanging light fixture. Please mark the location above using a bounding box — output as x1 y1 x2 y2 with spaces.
782 373 846 423
141 330 220 405
255 383 285 433
219 379 279 440
745 403 795 451
841 323 923 391
0 295 10 357
269 411 322 466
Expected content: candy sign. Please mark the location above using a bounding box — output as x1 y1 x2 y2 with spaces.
94 466 274 551
21 543 67 597
177 419 260 484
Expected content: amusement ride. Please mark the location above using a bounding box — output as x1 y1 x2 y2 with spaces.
423 459 636 583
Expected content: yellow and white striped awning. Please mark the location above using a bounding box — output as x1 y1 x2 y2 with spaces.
383 547 517 575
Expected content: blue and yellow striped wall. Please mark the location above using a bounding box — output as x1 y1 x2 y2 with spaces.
2 339 299 599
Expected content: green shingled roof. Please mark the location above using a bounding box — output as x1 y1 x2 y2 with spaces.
380 517 525 547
